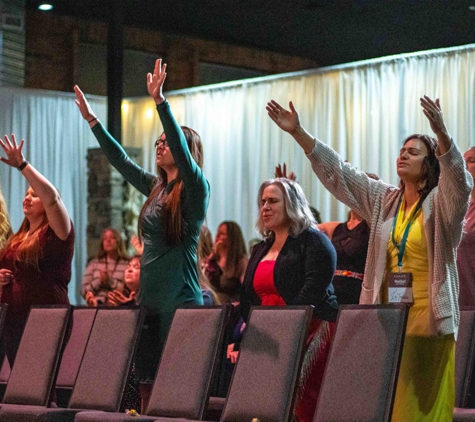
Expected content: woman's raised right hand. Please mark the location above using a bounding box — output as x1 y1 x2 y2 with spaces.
74 85 97 123
266 100 301 134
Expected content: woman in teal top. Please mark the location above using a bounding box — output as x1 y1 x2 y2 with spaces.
74 59 209 384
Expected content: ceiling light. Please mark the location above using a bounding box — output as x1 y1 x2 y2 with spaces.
38 3 53 11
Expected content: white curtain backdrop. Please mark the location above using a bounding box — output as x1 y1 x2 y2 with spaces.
0 87 107 305
1 44 475 304
123 44 475 246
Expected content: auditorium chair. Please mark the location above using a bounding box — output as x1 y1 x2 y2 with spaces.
0 306 144 421
313 304 408 422
74 305 231 421
453 307 475 421
55 307 98 406
0 305 72 418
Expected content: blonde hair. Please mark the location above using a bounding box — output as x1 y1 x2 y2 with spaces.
97 227 129 261
0 188 12 249
256 178 315 239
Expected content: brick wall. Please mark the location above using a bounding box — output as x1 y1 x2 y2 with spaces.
25 10 318 92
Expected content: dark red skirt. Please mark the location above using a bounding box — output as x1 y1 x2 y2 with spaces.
293 318 335 422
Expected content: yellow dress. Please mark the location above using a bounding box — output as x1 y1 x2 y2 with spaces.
385 198 455 422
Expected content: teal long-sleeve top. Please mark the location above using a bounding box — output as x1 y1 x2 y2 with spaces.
91 100 209 314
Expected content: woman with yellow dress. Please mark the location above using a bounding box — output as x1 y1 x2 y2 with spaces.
267 95 472 421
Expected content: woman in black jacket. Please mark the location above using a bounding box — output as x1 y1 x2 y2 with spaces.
240 177 338 422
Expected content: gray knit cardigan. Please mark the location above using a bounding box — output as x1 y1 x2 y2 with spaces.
307 139 473 337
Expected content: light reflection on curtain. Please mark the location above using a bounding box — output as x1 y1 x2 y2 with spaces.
122 44 475 245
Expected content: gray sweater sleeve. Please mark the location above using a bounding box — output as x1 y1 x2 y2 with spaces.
306 138 392 222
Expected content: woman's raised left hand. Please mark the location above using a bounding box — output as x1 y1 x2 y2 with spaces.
420 96 448 137
147 59 167 105
0 134 25 168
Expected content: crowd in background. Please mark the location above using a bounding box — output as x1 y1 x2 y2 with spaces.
0 58 473 421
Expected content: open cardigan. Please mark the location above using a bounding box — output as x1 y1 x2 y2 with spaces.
307 139 472 337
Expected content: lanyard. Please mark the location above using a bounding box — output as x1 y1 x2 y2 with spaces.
391 194 422 270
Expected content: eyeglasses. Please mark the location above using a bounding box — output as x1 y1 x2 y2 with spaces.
154 139 168 149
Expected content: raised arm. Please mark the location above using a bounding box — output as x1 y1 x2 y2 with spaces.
147 60 208 196
74 85 156 196
0 134 71 240
267 100 389 222
421 96 473 230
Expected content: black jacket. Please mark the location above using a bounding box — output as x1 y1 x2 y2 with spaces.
240 227 338 322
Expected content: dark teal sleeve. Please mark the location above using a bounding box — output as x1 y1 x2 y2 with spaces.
156 101 210 219
91 122 156 196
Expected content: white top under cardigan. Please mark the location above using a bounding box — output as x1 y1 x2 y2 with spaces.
307 139 473 337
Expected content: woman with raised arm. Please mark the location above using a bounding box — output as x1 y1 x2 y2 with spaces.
267 96 472 421
74 59 209 387
0 134 74 364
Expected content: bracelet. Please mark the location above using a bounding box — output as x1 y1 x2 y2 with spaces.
17 160 29 171
88 117 98 123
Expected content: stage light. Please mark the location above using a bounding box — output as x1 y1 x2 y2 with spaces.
38 3 53 11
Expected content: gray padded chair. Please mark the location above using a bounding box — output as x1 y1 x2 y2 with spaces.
0 305 71 414
55 307 98 405
313 304 408 422
0 306 145 421
453 308 475 422
203 306 311 422
455 308 475 408
74 305 231 422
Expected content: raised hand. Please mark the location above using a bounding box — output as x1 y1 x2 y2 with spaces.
147 59 167 105
0 134 25 168
420 95 452 154
420 95 448 137
74 85 97 123
266 100 300 134
275 163 297 181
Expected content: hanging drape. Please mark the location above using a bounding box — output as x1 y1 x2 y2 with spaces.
1 44 475 304
0 87 106 305
123 44 475 246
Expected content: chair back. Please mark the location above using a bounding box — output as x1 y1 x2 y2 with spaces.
455 307 475 408
221 306 312 422
146 305 230 419
56 307 97 388
0 356 10 385
0 304 9 386
313 304 408 422
68 307 145 411
3 305 71 406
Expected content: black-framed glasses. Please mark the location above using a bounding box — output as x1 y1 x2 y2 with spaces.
154 139 168 149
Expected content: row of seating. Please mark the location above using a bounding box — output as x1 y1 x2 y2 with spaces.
7 303 474 421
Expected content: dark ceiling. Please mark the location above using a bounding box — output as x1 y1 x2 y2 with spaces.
26 0 475 67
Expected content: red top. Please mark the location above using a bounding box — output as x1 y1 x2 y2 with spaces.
0 223 74 318
253 260 286 306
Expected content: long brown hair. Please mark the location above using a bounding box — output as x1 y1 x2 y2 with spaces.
399 134 440 201
97 227 129 261
138 126 204 245
217 221 247 279
0 215 48 269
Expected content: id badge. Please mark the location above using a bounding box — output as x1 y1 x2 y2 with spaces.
388 272 413 304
